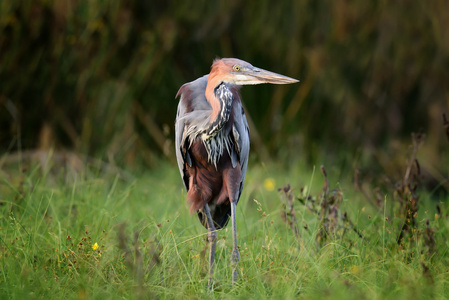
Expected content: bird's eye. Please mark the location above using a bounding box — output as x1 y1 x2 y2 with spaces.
233 65 240 71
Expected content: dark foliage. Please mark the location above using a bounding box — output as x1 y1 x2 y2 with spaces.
1 1 449 170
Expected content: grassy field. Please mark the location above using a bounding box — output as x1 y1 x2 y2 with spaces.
1 157 448 299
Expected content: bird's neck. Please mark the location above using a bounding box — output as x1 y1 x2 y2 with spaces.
204 81 233 139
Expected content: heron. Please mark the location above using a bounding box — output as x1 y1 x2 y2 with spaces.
175 58 298 288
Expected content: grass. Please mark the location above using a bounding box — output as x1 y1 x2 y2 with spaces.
0 158 448 299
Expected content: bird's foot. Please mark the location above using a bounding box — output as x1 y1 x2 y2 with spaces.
231 248 240 284
208 277 213 291
207 230 217 291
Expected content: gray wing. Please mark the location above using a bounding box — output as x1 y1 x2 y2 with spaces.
175 96 189 190
175 75 210 190
231 101 250 201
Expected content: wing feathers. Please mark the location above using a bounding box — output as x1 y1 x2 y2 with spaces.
175 75 250 209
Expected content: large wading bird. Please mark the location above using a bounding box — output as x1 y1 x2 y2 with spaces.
175 58 298 288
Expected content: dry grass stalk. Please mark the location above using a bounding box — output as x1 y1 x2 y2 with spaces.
443 113 449 141
278 184 300 242
279 166 364 248
117 223 161 299
396 133 424 245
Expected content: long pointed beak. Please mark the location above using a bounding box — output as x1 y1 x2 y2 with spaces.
250 67 299 84
239 67 299 85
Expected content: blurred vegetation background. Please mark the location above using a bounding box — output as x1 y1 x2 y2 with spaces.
1 1 448 178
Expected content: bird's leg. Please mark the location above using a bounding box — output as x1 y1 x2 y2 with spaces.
203 204 217 290
230 201 239 284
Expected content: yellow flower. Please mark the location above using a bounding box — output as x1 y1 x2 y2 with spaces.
349 265 360 275
263 178 275 191
92 243 99 250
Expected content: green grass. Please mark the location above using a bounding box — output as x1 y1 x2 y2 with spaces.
1 160 448 299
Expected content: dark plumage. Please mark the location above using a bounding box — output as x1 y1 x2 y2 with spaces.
176 75 248 228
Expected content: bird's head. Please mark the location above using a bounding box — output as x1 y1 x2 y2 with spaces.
209 58 299 86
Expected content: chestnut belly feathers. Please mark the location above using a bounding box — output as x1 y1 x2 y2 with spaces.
186 138 241 229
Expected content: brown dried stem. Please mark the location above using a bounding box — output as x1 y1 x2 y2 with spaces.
279 184 300 242
443 113 449 141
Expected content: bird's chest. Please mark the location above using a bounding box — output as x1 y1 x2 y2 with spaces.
201 125 233 168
